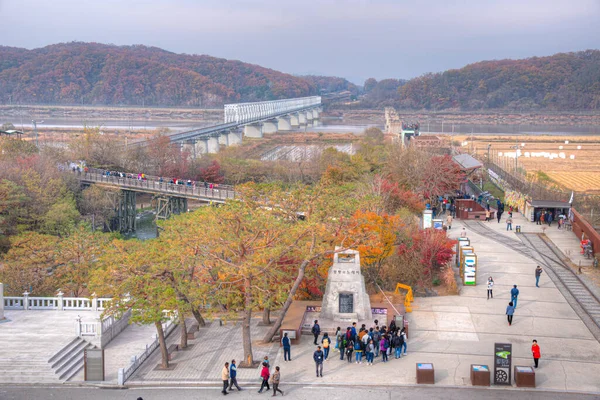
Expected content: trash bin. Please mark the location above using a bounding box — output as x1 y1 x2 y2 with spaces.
515 225 521 233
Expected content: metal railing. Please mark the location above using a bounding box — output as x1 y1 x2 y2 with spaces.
78 169 236 202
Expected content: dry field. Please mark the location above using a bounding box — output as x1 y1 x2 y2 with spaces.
454 134 600 194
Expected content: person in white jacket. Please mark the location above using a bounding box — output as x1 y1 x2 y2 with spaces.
487 277 494 300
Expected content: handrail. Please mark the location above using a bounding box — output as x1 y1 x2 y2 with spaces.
394 283 414 313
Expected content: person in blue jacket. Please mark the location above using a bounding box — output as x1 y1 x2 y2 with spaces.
282 332 291 362
510 285 520 308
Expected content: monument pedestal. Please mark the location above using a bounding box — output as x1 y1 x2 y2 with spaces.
320 249 372 322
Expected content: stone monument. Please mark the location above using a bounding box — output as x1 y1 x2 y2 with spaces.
320 248 372 321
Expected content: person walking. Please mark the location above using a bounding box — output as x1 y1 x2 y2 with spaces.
485 209 491 222
228 360 242 391
258 362 270 393
282 332 291 362
547 212 553 227
510 285 520 308
373 327 381 358
321 332 331 360
460 228 467 238
487 276 494 299
535 266 543 288
311 320 320 345
339 329 347 360
506 301 515 326
313 346 324 377
271 366 284 396
446 214 453 230
506 215 513 231
532 340 541 368
221 362 230 395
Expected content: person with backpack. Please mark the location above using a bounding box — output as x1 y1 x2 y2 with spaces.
354 338 363 363
321 332 331 360
282 332 291 362
392 331 403 359
400 328 407 355
311 320 320 345
338 329 347 360
313 346 324 377
380 335 389 362
366 339 375 365
345 338 354 363
372 327 381 358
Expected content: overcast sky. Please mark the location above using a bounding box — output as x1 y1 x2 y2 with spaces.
1 0 599 84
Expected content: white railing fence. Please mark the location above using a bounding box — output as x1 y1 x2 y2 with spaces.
118 317 177 385
224 96 321 124
2 292 111 312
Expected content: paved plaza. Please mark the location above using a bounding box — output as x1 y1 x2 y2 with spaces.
123 216 600 394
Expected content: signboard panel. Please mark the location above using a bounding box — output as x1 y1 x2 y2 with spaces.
458 246 474 276
463 254 477 286
84 348 105 382
423 210 433 229
432 219 444 230
493 343 512 385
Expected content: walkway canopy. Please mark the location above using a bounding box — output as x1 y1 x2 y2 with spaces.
452 154 483 173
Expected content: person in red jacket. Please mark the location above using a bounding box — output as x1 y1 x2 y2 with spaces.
532 339 541 368
258 362 270 393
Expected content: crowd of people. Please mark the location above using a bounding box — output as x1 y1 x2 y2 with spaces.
306 319 408 374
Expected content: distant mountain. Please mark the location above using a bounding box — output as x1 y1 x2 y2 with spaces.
298 75 358 96
398 50 600 111
0 42 325 107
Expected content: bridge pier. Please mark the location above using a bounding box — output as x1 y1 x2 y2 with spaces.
156 196 188 221
262 120 278 134
298 112 307 125
218 131 229 146
207 136 220 153
312 108 320 119
289 113 300 128
244 123 263 138
228 130 242 145
195 138 209 155
115 190 136 233
277 116 292 131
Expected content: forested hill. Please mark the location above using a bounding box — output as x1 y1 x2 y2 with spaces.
0 42 322 107
397 50 600 111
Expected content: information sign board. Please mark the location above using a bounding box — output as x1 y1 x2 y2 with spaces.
463 254 477 286
493 343 512 385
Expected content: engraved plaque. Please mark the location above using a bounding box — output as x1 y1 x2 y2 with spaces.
339 293 353 313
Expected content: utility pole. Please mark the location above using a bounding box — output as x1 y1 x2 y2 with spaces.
32 120 43 148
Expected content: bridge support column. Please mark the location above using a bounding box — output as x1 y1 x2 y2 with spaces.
218 132 229 146
244 123 263 138
207 136 220 153
298 112 307 125
289 113 300 128
312 109 319 119
116 190 136 233
277 117 292 131
182 140 196 158
262 121 278 134
156 196 188 221
195 139 209 155
228 130 242 145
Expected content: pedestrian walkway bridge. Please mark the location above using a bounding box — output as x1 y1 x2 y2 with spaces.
78 170 235 203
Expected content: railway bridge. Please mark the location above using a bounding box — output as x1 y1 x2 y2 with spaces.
131 96 322 155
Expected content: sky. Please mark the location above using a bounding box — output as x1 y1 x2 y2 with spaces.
1 0 599 84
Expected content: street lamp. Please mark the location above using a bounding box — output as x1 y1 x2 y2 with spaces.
510 141 525 174
32 120 44 147
487 144 492 165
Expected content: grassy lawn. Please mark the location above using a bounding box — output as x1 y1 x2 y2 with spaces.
483 180 505 202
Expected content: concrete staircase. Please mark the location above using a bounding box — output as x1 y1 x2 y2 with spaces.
48 337 98 381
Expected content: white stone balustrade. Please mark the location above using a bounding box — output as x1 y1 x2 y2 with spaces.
3 294 111 311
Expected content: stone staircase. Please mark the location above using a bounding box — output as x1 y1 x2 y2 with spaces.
48 337 98 381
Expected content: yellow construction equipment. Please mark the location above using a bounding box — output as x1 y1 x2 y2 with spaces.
394 283 414 313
